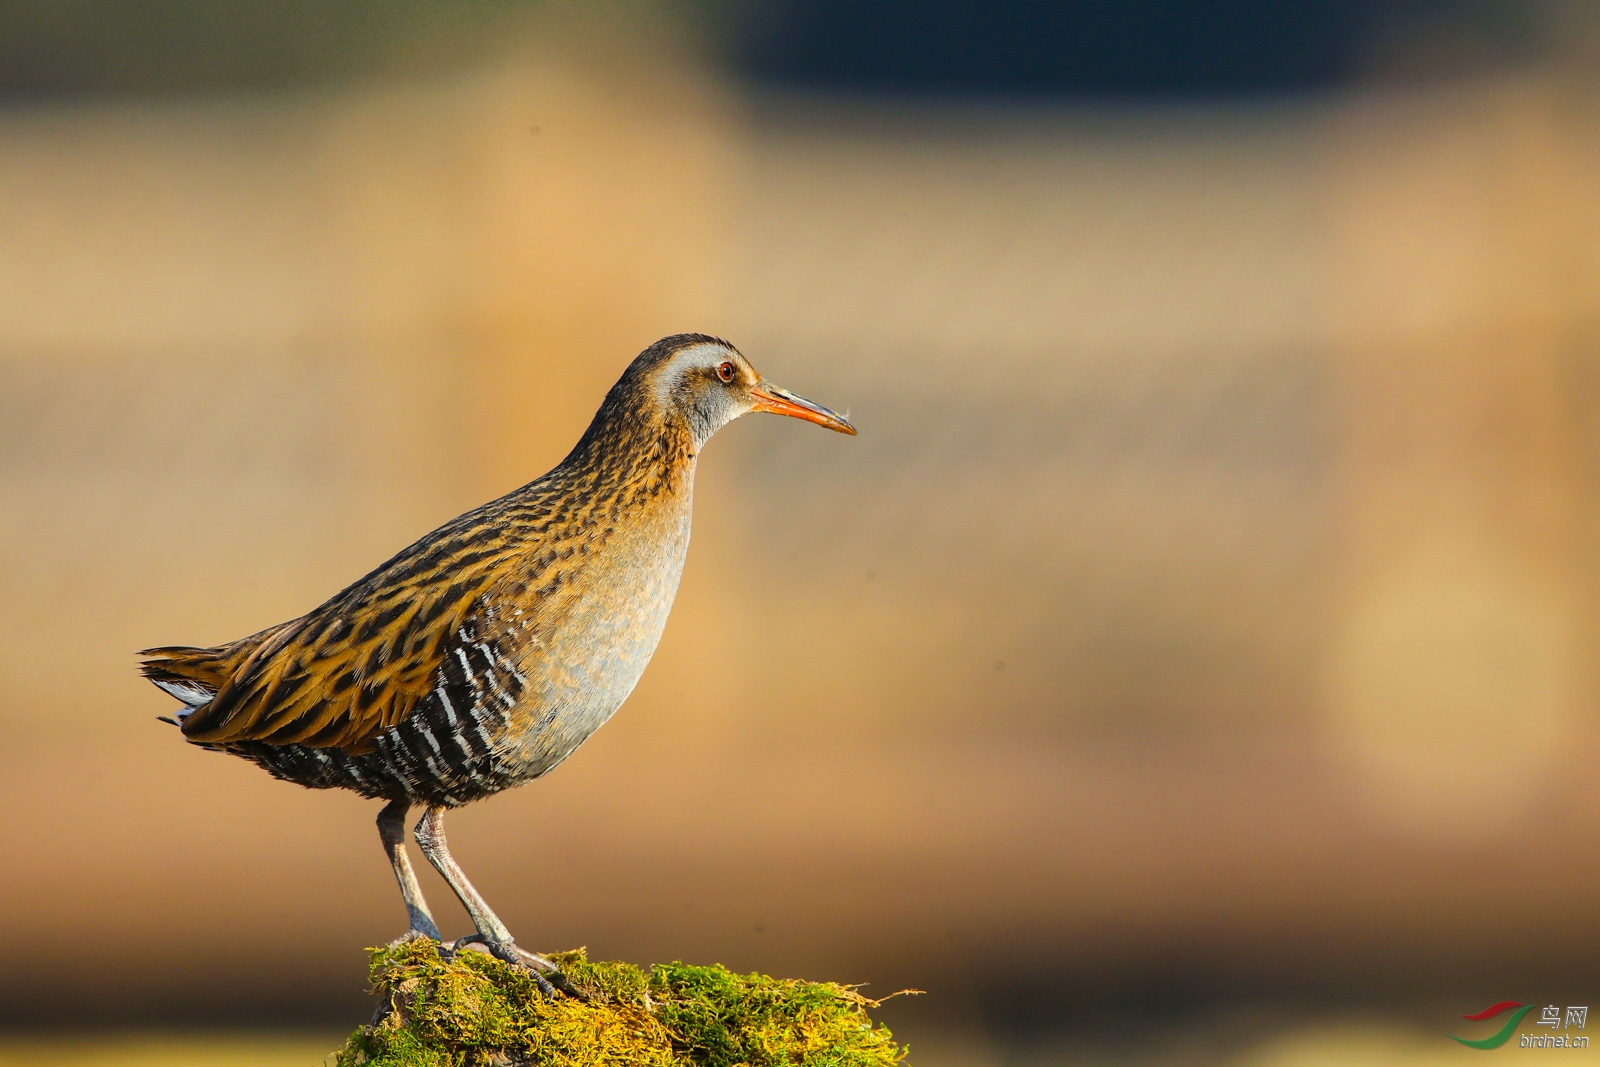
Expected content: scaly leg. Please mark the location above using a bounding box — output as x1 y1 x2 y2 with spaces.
413 806 581 998
377 799 442 943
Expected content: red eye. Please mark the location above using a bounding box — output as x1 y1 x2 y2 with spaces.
717 361 736 383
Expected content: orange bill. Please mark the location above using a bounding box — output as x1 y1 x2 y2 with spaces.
750 382 857 435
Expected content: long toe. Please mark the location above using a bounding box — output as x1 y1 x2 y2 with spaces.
484 941 585 999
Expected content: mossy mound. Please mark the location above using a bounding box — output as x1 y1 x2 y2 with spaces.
337 940 911 1067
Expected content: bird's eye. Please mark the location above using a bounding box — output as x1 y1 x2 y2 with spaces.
717 361 736 383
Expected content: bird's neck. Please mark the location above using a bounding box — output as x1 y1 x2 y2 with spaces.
554 391 698 504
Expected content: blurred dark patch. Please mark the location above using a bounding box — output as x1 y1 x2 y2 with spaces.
964 930 1600 1057
0 0 1542 100
732 0 1537 98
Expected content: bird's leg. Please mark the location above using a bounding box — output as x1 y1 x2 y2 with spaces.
377 799 443 944
412 806 582 998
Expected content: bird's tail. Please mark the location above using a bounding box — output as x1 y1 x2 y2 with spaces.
139 620 306 732
139 644 232 726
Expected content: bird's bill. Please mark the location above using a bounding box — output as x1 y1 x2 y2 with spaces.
750 382 857 435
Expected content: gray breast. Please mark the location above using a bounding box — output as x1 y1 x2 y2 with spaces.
501 497 694 781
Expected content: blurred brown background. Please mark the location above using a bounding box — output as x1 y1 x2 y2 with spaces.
3 2 1600 1063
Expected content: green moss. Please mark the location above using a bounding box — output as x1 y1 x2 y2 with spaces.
337 941 911 1067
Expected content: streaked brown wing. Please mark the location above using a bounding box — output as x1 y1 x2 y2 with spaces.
179 567 509 753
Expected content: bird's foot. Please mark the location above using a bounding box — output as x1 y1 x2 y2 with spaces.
447 935 586 999
386 926 443 950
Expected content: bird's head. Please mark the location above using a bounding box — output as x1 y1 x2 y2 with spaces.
639 334 856 448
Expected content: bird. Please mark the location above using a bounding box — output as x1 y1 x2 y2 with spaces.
139 334 855 996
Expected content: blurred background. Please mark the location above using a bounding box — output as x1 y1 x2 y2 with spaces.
3 1 1600 1063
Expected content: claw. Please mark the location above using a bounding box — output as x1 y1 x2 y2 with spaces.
422 933 583 999
478 939 586 999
